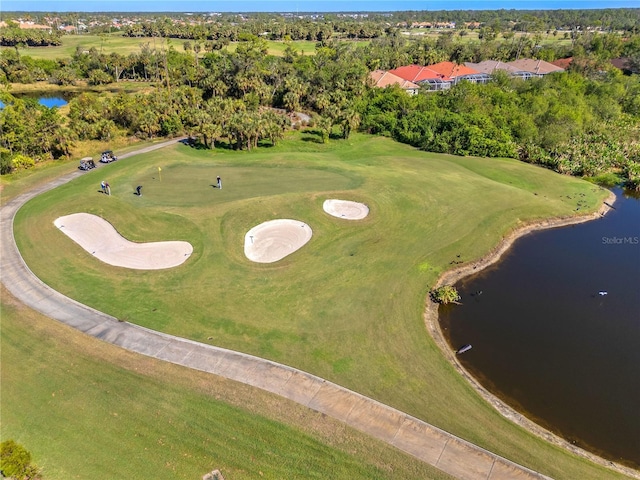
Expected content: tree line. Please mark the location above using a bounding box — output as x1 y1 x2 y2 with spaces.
2 29 638 87
1 31 639 189
359 70 640 189
3 8 639 48
0 23 62 47
364 31 640 70
123 18 384 42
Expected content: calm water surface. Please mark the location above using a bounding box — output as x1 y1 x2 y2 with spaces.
37 96 68 108
440 188 640 468
0 93 70 109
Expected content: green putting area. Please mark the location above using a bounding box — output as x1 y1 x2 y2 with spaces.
9 133 622 479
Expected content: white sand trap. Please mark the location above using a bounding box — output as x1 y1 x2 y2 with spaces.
54 213 193 270
245 219 312 263
323 199 369 220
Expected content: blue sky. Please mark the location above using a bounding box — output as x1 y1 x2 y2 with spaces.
4 0 640 12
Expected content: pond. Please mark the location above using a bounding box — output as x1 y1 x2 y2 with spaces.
439 188 640 469
37 96 68 108
0 92 71 109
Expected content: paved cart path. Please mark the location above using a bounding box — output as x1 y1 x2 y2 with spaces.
0 138 550 480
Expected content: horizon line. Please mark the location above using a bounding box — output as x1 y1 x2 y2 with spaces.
4 7 639 13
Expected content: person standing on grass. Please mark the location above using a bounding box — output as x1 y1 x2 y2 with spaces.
100 181 106 194
217 176 222 189
105 181 111 196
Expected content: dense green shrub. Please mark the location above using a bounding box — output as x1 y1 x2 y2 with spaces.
585 172 624 187
624 161 640 191
0 147 13 174
360 71 639 185
10 153 35 170
0 440 41 480
430 285 461 304
87 68 113 85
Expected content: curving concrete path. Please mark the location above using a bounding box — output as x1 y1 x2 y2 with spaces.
0 139 551 480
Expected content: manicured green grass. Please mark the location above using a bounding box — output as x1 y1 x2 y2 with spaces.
402 29 573 48
10 32 149 60
266 39 320 55
0 288 452 480
10 133 625 479
226 39 367 56
8 33 341 59
0 137 169 206
7 30 571 61
225 39 320 56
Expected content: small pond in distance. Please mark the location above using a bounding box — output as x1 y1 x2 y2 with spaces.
0 92 71 109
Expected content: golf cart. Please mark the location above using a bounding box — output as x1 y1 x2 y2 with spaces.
100 150 118 163
79 157 96 171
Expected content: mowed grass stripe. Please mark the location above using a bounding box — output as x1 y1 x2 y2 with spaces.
0 289 454 480
11 133 621 479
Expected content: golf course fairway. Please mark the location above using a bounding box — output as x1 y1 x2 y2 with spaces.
4 133 628 480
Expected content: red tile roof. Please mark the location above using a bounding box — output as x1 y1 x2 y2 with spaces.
424 62 480 78
369 70 420 91
389 65 448 82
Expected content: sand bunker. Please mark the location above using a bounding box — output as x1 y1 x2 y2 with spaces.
245 219 312 263
54 213 193 270
323 199 369 220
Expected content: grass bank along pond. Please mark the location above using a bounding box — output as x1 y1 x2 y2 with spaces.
440 188 640 470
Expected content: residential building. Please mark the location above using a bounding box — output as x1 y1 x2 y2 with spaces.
389 64 452 91
465 60 535 80
425 61 489 84
506 58 564 76
369 70 420 95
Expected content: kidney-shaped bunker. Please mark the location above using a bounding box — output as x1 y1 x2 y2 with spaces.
54 213 193 270
323 199 369 220
245 219 312 263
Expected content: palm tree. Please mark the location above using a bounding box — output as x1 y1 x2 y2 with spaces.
263 111 289 146
339 107 361 140
283 76 307 112
193 42 202 67
315 115 332 143
183 40 192 56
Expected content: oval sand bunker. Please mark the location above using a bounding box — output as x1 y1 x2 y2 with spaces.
323 199 369 220
245 219 312 263
54 213 193 270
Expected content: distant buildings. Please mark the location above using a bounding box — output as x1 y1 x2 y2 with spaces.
410 21 456 29
0 21 52 32
372 58 565 93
